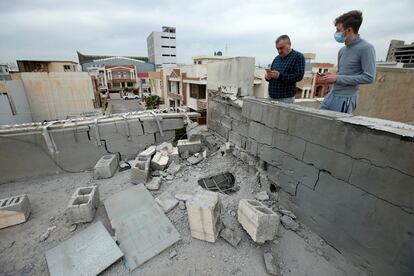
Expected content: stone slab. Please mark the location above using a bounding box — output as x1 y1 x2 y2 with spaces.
45 221 123 276
104 185 180 271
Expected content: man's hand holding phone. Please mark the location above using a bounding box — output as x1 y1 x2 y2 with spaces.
265 69 280 80
319 72 337 84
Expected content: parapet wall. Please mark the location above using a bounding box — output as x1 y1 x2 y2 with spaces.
208 94 414 276
0 112 196 183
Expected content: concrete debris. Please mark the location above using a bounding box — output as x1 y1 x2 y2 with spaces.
220 227 242 248
187 155 203 165
169 250 178 259
160 171 168 177
255 191 270 201
263 252 278 276
166 175 174 181
178 201 186 210
174 193 193 202
118 160 131 172
156 142 173 154
66 186 99 225
176 173 183 178
169 147 180 165
151 152 169 171
131 157 151 184
152 170 161 177
181 150 190 159
40 225 56 242
166 162 181 176
280 215 299 232
93 154 118 179
138 145 156 161
155 192 179 213
187 121 202 142
187 190 222 243
177 139 202 155
146 177 162 191
279 209 297 220
0 194 31 229
238 199 280 244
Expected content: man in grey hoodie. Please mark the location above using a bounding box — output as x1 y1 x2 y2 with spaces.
320 10 376 113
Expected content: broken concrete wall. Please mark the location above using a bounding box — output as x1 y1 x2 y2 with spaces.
0 113 192 183
207 95 414 276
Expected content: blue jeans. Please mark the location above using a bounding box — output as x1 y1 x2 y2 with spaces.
267 96 295 104
320 93 358 114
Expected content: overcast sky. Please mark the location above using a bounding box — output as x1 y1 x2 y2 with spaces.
1 0 413 66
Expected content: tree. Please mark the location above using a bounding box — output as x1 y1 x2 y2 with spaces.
145 95 161 109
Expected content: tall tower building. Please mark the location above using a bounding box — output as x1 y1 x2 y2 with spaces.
147 26 177 68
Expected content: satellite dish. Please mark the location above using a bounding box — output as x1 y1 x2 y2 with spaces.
216 51 223 56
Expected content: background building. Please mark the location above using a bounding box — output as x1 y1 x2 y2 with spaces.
386 40 414 68
17 60 78 72
0 64 11 81
147 26 177 68
0 80 32 125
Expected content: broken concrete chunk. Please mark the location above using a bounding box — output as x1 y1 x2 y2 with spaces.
131 158 151 184
255 191 270 201
279 209 297 220
169 147 180 165
152 170 161 177
174 193 193 202
156 142 173 154
166 175 174 181
166 162 181 176
178 201 186 210
187 121 202 141
66 186 99 225
0 194 31 229
187 155 203 165
146 177 162 191
119 160 131 172
280 215 299 232
220 227 242 248
93 154 118 179
237 199 280 244
169 250 178 259
177 139 202 155
151 151 169 171
186 190 222 243
138 146 156 161
40 225 57 242
263 252 278 276
181 150 190 159
155 192 179 213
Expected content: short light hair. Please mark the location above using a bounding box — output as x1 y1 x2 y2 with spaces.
275 35 291 44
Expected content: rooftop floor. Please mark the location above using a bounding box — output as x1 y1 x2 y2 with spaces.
0 142 366 276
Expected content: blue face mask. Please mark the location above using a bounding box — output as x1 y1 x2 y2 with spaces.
334 32 345 43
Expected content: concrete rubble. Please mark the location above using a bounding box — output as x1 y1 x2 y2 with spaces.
93 154 118 179
280 215 299 232
155 191 179 213
263 252 278 276
220 227 242 248
0 194 31 229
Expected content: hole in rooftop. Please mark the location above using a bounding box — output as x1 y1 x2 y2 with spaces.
198 172 237 194
78 187 93 196
73 196 90 205
270 183 278 193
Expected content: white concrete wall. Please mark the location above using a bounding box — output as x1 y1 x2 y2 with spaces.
207 57 255 96
0 80 33 125
147 31 176 67
19 72 95 122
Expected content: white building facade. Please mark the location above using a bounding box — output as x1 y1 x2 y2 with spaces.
147 26 177 69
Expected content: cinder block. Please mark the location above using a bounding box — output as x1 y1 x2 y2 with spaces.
156 142 173 154
186 190 222 243
229 131 245 148
66 186 99 225
248 121 272 145
177 139 202 154
138 146 156 161
155 130 176 143
242 100 263 122
0 194 31 229
141 118 184 134
168 147 180 165
150 151 169 171
272 130 306 160
237 199 280 243
131 157 151 184
232 119 249 137
221 116 233 130
245 139 259 156
228 105 243 121
267 165 299 196
93 154 118 179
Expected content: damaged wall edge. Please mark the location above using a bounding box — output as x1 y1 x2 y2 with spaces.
0 111 199 184
207 94 414 276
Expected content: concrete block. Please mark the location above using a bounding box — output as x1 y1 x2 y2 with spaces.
66 186 99 224
166 161 181 176
258 144 285 166
151 151 169 171
186 190 222 243
168 147 180 165
156 142 173 154
146 177 162 191
268 165 299 196
263 253 278 275
260 103 289 131
242 100 263 122
155 130 176 143
303 142 354 181
220 116 233 130
214 121 230 139
272 130 306 160
138 146 156 161
141 118 184 134
278 154 319 190
0 194 31 229
228 105 243 121
177 139 202 154
248 121 272 145
232 119 249 137
131 158 151 184
155 191 178 213
93 154 118 179
229 131 245 148
245 139 259 156
237 199 280 243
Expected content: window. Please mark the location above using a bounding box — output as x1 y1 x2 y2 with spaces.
170 46 176 48
162 54 171 57
324 68 329 73
63 65 71 71
161 36 170 39
171 55 176 57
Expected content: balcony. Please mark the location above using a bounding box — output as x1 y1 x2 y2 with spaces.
168 92 182 101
